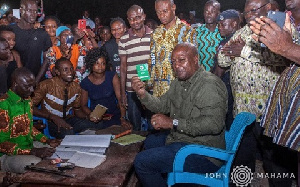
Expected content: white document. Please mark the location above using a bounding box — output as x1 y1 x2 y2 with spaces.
56 146 106 154
68 151 106 168
50 150 76 160
60 135 111 148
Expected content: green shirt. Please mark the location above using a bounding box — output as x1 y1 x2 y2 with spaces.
0 90 47 156
141 68 227 150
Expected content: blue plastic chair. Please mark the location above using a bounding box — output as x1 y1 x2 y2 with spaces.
33 116 55 139
167 112 256 187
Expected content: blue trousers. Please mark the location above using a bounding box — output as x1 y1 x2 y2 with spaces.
127 92 143 131
134 131 220 187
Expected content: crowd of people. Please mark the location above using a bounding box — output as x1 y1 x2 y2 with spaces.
0 0 299 186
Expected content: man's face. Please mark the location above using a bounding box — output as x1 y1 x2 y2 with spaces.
0 31 16 50
100 28 112 42
204 4 219 24
171 46 198 81
0 41 11 61
45 19 58 38
83 11 89 18
155 1 176 27
244 0 270 25
56 60 75 83
218 19 236 37
286 0 300 11
15 74 35 99
127 9 146 31
20 1 38 24
111 21 126 40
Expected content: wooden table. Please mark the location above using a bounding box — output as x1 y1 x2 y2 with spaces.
15 127 145 187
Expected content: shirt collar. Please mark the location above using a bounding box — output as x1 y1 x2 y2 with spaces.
128 25 152 37
7 90 30 103
161 17 182 31
180 68 202 87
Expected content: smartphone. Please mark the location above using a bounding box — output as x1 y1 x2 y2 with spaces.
66 35 74 48
78 19 86 30
261 11 286 47
267 11 286 28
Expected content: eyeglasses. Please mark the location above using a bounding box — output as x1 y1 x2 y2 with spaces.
243 3 269 15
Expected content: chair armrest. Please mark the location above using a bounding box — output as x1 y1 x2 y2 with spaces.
173 144 234 172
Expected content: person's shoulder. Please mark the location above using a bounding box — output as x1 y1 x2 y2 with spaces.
119 32 130 41
70 80 81 89
107 70 116 78
80 76 90 85
0 93 9 102
0 93 9 108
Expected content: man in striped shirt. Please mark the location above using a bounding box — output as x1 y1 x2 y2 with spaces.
119 5 152 130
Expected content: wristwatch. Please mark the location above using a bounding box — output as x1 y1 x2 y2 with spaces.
173 119 179 131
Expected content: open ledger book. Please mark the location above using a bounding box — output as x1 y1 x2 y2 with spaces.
51 135 111 168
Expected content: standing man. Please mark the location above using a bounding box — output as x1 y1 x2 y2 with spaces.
149 0 196 97
0 67 58 173
9 0 52 83
133 43 227 187
119 5 152 130
196 0 222 72
213 9 240 130
218 0 289 172
82 10 95 30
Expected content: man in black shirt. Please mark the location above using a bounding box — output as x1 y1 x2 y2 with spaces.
9 0 51 83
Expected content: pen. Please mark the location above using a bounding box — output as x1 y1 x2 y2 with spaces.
55 152 61 159
111 130 132 139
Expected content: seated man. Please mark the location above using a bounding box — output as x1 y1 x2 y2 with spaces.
133 43 228 187
0 67 58 173
33 58 96 139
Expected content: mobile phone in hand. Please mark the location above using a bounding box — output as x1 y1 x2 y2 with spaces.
261 11 286 47
78 19 86 30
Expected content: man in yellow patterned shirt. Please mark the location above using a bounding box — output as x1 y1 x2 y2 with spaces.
149 0 196 97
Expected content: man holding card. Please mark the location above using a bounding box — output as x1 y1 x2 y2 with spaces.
132 43 227 187
119 5 152 130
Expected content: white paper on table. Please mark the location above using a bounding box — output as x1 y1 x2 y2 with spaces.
60 135 111 148
50 150 76 160
56 146 106 154
68 151 106 168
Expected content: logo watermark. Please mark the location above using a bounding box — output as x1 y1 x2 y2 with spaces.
204 165 295 187
231 165 253 186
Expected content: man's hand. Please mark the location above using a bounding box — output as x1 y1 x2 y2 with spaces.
131 76 146 99
46 139 62 148
250 15 294 56
150 114 173 130
30 147 55 158
221 36 245 57
120 118 132 129
85 29 96 38
49 115 73 132
74 29 85 42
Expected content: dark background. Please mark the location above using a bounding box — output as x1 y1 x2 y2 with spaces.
2 0 286 26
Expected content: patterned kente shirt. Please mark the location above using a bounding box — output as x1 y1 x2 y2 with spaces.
218 25 288 122
149 17 197 97
0 90 47 156
196 24 222 72
260 16 300 151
